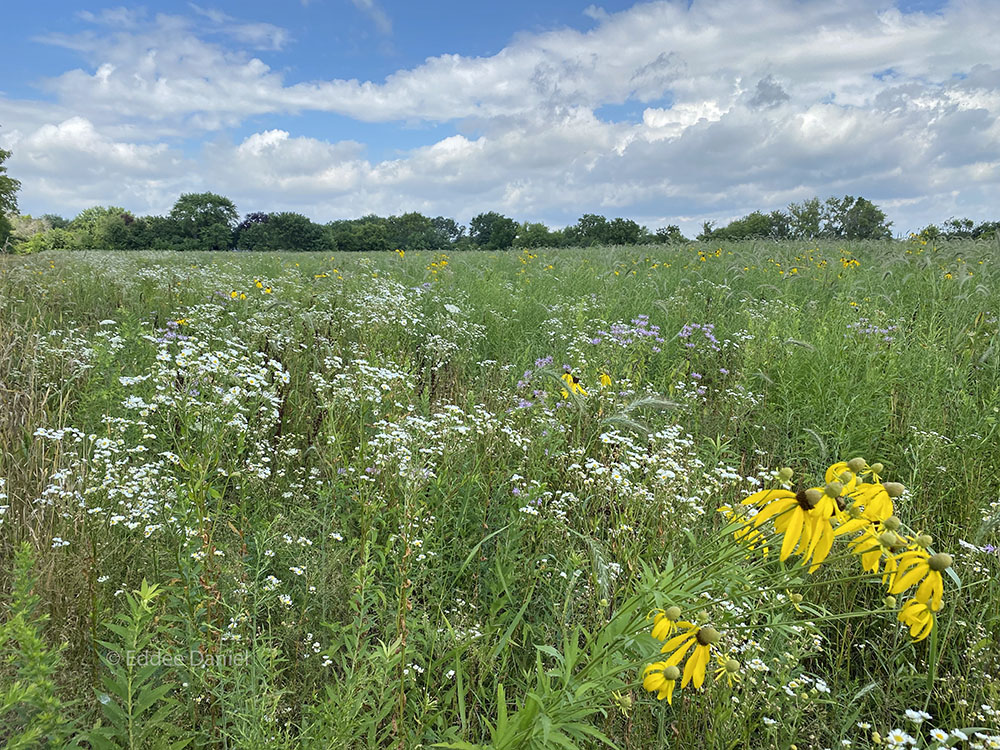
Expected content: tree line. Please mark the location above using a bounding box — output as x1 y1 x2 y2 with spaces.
1 149 997 253
4 192 696 253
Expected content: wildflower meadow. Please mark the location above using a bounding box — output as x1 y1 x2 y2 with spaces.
1 238 999 749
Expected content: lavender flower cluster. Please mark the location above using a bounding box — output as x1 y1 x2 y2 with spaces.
677 322 721 352
590 315 665 353
845 318 898 343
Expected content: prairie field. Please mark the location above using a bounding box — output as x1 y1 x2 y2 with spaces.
1 240 999 749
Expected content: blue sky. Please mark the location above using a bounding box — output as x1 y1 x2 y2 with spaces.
2 0 996 235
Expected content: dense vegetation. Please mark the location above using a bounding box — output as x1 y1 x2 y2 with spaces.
1 238 998 748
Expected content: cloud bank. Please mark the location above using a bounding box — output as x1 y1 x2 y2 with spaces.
2 0 998 234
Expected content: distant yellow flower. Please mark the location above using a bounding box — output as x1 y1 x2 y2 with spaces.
560 372 588 397
599 372 612 388
898 598 935 641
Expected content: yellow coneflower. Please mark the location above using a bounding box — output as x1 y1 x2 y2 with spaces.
659 625 720 690
599 372 612 388
651 606 686 640
713 653 741 687
898 598 935 641
560 372 588 398
642 662 680 703
847 522 904 579
889 549 951 611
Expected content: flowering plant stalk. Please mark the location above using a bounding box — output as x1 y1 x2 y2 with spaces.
642 458 960 710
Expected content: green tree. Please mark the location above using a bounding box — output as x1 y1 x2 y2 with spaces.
469 211 518 251
973 220 1000 239
565 213 609 246
233 211 270 250
326 215 391 252
654 225 689 243
238 212 331 252
606 217 642 245
387 212 442 251
941 217 975 239
1 147 22 249
822 196 892 240
431 216 465 245
41 213 70 229
514 221 564 249
787 197 823 239
68 206 134 250
168 192 238 251
700 210 788 241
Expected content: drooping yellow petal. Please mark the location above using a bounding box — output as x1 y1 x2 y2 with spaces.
807 521 835 573
660 628 697 656
780 509 804 561
691 644 711 690
915 572 943 611
889 563 929 595
825 462 850 484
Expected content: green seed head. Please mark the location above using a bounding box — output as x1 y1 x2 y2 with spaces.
665 606 682 621
696 609 710 624
883 515 902 531
847 504 864 519
838 470 854 483
790 593 803 604
803 488 823 507
884 596 897 609
847 457 867 473
825 481 844 497
878 530 899 548
915 534 933 548
883 482 905 498
696 626 721 646
664 665 681 680
870 462 884 475
725 658 740 673
778 467 794 482
928 552 953 571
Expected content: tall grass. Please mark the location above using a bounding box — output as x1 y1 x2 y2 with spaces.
1 239 998 748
